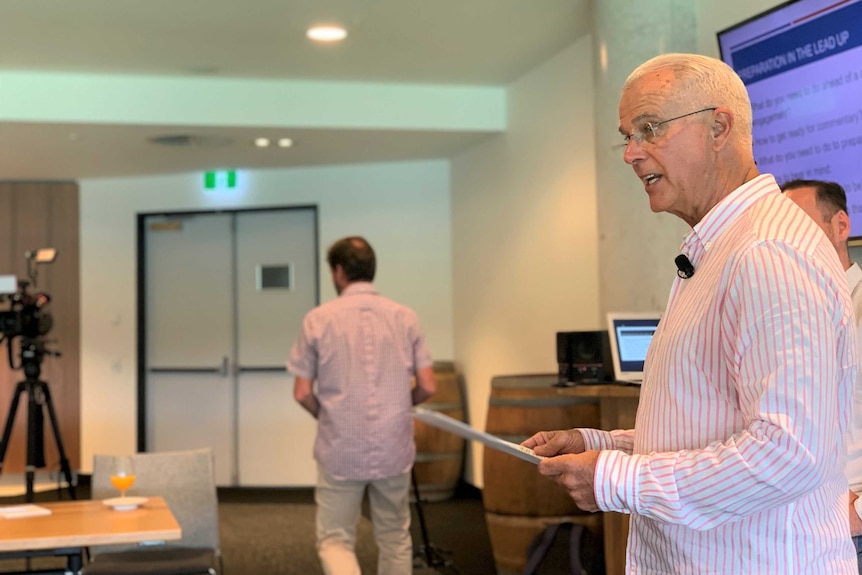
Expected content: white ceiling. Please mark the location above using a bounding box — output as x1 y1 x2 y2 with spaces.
0 0 591 180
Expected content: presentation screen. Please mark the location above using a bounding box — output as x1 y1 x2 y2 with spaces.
717 0 862 237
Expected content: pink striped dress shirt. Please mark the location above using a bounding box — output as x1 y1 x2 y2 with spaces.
288 282 433 481
582 175 857 574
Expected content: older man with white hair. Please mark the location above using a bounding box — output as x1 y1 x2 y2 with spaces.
525 54 857 574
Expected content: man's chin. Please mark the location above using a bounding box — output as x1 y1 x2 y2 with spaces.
647 195 666 214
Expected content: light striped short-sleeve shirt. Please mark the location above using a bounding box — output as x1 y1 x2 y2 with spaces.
288 282 433 481
584 174 858 574
842 263 862 496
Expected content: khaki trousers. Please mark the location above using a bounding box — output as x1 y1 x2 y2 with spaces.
316 465 413 575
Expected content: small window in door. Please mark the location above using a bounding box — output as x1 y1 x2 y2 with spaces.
257 264 294 291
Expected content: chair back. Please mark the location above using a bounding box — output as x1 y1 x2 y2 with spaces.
90 448 220 555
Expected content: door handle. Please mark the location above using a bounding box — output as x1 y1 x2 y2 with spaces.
148 367 224 374
235 366 288 373
149 356 231 376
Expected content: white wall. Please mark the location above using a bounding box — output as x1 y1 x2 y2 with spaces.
451 37 599 486
79 159 453 472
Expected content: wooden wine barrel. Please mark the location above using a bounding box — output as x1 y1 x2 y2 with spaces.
412 361 465 502
482 373 603 575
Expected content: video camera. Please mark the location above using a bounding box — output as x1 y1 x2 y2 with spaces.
0 281 52 339
0 249 58 379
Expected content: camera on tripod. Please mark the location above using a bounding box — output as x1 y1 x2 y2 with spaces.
0 247 75 502
0 249 57 379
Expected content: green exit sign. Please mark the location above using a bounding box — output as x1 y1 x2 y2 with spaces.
204 170 237 190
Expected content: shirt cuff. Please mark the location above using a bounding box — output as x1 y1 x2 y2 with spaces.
594 449 643 514
578 427 615 451
854 494 862 521
286 361 313 380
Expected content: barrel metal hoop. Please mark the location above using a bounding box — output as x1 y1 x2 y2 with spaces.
418 402 463 412
490 376 559 389
414 451 462 463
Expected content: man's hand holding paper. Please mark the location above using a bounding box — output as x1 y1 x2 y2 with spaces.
522 429 599 512
522 428 586 456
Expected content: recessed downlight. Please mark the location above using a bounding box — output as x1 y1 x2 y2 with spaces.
253 137 294 149
307 25 347 42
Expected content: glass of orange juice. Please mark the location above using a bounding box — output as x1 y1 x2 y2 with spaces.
110 456 136 498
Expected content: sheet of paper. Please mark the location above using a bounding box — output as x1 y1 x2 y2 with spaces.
0 504 52 519
413 407 544 464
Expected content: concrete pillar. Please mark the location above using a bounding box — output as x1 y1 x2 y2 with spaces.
592 0 699 314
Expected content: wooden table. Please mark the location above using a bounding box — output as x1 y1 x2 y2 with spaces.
0 496 181 574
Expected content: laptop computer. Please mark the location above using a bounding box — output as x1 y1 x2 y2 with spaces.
606 312 662 384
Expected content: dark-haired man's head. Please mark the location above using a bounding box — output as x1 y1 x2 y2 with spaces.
782 179 851 270
327 236 376 293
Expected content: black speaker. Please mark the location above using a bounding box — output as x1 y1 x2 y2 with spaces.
555 330 612 386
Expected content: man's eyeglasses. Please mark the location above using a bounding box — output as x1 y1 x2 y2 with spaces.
616 107 717 152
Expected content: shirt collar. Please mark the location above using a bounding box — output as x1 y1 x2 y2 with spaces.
681 174 779 261
846 262 862 293
340 281 378 297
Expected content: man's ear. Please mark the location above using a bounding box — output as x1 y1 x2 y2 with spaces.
711 107 733 149
833 210 851 243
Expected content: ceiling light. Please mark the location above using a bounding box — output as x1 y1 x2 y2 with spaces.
254 138 271 148
277 138 293 148
307 25 347 43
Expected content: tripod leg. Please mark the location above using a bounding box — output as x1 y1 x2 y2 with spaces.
38 382 77 500
411 468 460 573
0 382 26 476
25 388 44 503
411 467 435 566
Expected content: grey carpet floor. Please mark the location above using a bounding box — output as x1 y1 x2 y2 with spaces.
217 487 493 574
219 500 378 574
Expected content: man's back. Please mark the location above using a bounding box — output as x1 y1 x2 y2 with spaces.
289 281 432 480
288 235 435 575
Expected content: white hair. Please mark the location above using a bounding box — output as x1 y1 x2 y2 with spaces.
625 53 753 150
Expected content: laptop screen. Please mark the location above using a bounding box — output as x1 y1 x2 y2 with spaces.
606 312 662 383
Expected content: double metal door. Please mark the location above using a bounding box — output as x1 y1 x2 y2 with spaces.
142 208 318 486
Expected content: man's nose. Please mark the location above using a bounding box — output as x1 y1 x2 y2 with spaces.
622 138 647 165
